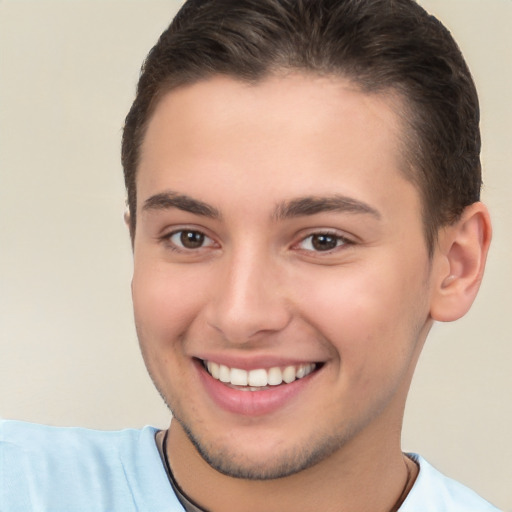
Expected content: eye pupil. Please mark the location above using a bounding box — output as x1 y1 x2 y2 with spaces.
180 230 205 249
311 234 338 251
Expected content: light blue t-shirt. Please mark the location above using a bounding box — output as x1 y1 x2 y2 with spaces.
0 420 501 511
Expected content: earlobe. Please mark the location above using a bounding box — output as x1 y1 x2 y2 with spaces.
430 202 492 322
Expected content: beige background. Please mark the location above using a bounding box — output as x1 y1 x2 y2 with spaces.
0 0 510 510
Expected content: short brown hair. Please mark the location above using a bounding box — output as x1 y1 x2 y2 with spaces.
122 0 481 253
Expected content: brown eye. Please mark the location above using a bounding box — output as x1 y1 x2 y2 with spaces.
179 230 205 249
311 234 338 251
298 232 348 252
168 229 215 250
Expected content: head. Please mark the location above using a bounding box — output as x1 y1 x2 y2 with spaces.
122 0 482 254
122 0 490 482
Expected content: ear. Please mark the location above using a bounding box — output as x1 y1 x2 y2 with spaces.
430 202 492 322
124 208 131 227
123 207 135 249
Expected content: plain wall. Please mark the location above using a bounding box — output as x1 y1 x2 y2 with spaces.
0 1 510 510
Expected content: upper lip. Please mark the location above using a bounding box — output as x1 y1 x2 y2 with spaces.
193 354 324 371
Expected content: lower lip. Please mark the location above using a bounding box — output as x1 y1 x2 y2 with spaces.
195 361 319 417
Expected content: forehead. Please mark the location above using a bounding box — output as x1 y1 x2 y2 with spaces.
137 73 416 217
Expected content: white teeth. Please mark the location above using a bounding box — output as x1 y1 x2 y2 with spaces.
208 361 220 379
248 368 268 387
219 364 230 383
296 365 307 379
267 367 283 386
204 361 317 389
230 368 248 386
282 365 296 384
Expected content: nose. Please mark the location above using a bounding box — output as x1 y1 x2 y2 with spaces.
204 248 292 344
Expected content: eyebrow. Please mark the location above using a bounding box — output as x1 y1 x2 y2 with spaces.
142 191 221 219
142 191 380 221
274 195 381 220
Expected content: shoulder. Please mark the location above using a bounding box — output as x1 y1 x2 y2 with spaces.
0 419 154 477
400 454 502 512
0 417 149 449
0 420 182 512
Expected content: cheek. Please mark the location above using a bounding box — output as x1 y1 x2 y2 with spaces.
131 262 213 396
293 260 428 371
132 262 207 346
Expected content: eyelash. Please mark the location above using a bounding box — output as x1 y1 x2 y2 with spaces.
294 231 353 253
162 229 217 252
161 228 353 255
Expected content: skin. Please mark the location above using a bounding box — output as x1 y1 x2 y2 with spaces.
130 74 491 512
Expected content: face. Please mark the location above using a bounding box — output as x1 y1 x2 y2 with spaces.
132 74 434 479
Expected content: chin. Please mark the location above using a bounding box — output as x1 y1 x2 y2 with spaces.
175 413 346 480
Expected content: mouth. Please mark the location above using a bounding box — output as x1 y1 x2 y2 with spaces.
201 359 320 391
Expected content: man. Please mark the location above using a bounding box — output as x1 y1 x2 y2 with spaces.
0 0 500 510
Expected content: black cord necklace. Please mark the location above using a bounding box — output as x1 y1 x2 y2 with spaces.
390 458 412 512
162 430 210 512
161 430 413 512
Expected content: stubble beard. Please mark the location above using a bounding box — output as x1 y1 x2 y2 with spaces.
140 318 428 482
150 358 411 481
140 341 357 480
171 406 354 480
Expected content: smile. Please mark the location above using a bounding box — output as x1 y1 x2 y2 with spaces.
202 360 317 390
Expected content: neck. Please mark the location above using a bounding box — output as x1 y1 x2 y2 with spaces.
164 419 417 512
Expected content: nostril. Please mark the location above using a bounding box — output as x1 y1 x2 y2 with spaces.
204 301 292 343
